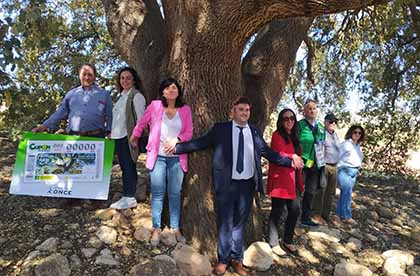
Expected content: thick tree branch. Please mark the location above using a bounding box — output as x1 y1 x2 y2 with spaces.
250 0 391 19
303 36 315 85
242 17 314 129
235 0 390 45
101 0 167 100
101 0 147 62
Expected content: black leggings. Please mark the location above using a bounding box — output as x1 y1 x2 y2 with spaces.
269 197 300 244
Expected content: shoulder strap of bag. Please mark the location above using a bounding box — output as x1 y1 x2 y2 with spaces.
131 97 137 122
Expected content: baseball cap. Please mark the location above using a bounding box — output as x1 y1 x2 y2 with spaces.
325 113 338 122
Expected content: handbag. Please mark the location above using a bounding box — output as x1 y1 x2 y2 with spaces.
138 133 148 153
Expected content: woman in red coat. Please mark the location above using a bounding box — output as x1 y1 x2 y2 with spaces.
267 108 303 255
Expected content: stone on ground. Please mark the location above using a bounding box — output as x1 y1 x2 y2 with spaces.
334 261 372 276
34 254 70 276
243 242 273 271
171 243 212 276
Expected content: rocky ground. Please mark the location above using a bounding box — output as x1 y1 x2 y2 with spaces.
0 136 419 276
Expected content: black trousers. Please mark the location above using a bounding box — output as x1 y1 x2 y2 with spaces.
301 166 320 222
269 197 300 245
115 137 138 197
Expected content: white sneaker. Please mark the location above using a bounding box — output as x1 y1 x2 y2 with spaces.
110 197 137 209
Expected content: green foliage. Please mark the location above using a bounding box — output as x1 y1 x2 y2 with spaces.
287 0 420 174
0 0 123 140
0 17 20 89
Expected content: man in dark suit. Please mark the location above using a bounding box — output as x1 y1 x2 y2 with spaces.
171 97 303 276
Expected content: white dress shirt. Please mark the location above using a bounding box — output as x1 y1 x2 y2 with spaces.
111 89 145 139
337 139 364 168
325 130 341 164
232 121 255 180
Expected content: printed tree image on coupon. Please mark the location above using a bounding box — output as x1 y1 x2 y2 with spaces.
26 142 104 182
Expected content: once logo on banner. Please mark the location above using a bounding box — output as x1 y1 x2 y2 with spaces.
47 186 72 196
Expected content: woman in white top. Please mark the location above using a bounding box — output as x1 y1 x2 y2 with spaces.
336 125 365 223
110 67 146 210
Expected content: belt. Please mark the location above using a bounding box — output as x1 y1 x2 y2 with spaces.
326 163 337 166
69 129 103 136
232 177 254 182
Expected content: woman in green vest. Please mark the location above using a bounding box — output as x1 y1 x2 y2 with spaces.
110 67 146 209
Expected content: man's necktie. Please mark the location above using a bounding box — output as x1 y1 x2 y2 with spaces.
236 126 244 173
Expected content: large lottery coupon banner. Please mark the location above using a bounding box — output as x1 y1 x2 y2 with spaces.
10 132 115 200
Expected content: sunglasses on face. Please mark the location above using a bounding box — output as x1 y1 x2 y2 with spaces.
283 116 295 122
328 120 337 124
353 131 362 135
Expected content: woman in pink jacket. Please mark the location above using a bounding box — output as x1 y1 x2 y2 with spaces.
129 78 193 246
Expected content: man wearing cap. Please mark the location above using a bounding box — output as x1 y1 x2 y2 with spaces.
312 113 341 224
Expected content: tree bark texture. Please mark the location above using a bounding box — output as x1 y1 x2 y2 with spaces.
102 0 390 257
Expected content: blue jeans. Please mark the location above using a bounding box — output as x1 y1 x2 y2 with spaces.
336 166 359 219
149 155 184 229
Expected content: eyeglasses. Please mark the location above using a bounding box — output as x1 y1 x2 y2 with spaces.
283 116 295 122
353 131 362 135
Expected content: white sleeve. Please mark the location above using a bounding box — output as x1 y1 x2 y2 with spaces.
133 93 146 121
338 140 351 161
335 133 342 149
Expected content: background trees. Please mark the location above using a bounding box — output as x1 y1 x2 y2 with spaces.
287 0 420 175
0 0 120 138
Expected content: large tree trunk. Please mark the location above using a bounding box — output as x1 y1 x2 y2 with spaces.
102 0 390 257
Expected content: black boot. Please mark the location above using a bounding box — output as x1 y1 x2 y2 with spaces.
268 218 279 247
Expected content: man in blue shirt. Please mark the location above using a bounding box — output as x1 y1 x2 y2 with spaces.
32 63 112 138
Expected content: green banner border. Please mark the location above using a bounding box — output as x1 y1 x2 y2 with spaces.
12 132 115 199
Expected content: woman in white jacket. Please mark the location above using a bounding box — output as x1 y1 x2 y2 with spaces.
336 125 365 224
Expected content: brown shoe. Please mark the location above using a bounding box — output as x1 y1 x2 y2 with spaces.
312 215 327 225
213 263 228 275
230 259 248 276
150 228 161 247
172 228 186 243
